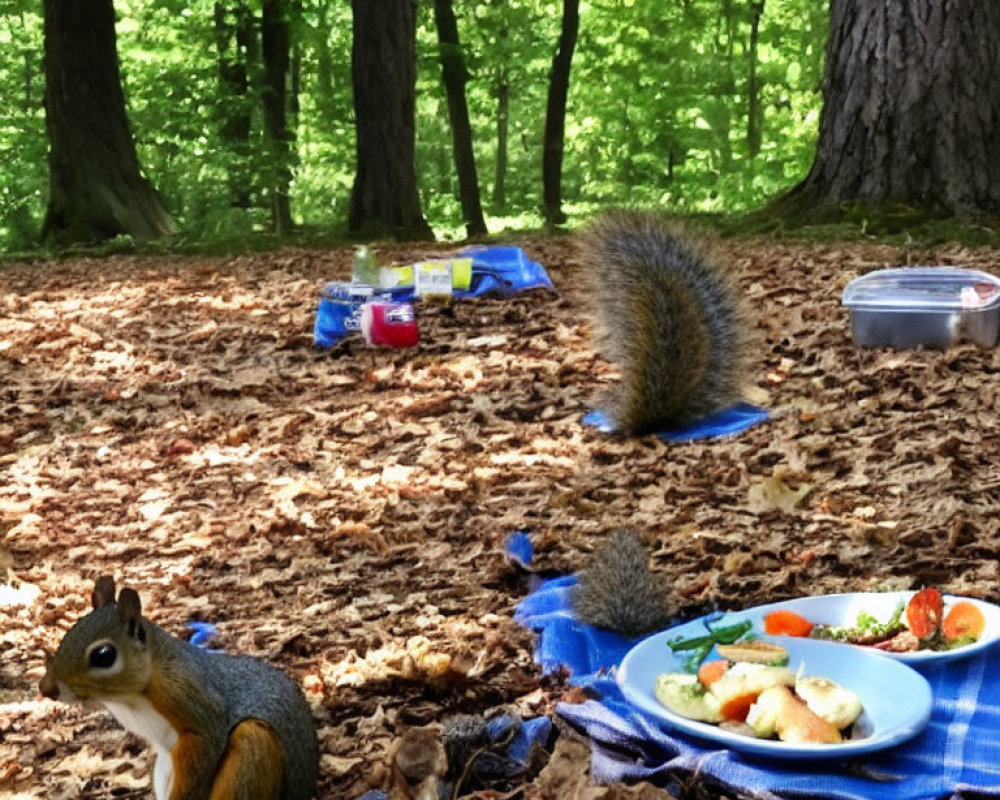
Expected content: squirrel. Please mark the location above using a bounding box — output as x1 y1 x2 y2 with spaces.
577 209 752 434
571 528 677 639
38 576 318 800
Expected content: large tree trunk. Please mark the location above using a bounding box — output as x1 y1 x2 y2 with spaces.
541 0 579 227
42 0 173 245
432 0 487 238
782 0 1000 217
261 0 294 234
349 0 432 240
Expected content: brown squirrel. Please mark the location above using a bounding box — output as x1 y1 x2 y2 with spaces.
578 210 752 434
571 528 676 639
39 576 318 800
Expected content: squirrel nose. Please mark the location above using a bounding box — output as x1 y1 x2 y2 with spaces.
39 675 60 700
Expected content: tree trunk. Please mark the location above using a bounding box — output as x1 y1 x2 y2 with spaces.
432 0 487 238
261 0 294 234
349 0 433 240
493 70 509 214
41 0 174 245
746 1 765 159
541 0 579 227
213 1 254 208
782 0 1000 217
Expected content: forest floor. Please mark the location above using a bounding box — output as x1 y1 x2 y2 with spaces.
2 230 999 800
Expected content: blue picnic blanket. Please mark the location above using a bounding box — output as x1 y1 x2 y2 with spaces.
313 245 554 348
513 560 1000 800
581 403 769 443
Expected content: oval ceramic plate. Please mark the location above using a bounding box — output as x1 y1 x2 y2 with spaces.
724 592 1000 664
617 630 932 760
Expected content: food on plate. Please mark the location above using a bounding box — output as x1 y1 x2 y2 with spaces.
696 658 730 687
745 686 843 744
870 630 920 653
808 602 906 644
794 675 864 729
654 673 723 723
654 643 863 745
905 587 943 640
667 618 753 671
709 662 796 721
763 609 814 637
942 601 986 643
715 640 790 666
793 589 984 652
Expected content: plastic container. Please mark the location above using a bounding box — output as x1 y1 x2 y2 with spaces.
413 261 454 300
842 267 1000 349
360 300 419 348
351 246 379 285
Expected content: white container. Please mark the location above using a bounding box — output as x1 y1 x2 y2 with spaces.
841 267 1000 349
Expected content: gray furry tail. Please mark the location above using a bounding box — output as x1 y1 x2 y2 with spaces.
571 529 674 639
578 209 751 434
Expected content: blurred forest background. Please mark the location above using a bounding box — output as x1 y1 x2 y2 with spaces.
0 0 827 251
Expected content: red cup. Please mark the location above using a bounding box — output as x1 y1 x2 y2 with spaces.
360 301 419 348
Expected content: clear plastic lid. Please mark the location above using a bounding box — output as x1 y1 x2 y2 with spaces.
842 267 1000 311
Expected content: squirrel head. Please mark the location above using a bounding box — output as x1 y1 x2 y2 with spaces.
39 576 154 703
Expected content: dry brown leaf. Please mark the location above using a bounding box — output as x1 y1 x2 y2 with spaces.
746 474 813 513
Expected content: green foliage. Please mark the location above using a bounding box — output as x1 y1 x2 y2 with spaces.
0 0 827 252
0 5 46 250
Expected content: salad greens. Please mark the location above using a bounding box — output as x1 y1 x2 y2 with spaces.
810 602 906 644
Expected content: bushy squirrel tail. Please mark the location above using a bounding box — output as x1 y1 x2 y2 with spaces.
572 529 674 639
578 210 751 434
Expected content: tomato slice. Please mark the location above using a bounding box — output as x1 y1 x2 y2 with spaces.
906 587 943 639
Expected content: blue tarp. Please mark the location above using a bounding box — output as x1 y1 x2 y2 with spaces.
581 403 769 443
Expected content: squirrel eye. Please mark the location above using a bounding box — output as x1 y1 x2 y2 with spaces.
89 643 117 669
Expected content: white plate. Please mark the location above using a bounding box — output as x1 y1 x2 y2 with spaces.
617 629 932 760
723 592 1000 664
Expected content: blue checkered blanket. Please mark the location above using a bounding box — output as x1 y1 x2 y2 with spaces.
515 572 1000 800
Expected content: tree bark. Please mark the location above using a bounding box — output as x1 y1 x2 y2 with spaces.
349 0 433 240
782 0 1000 217
432 0 487 238
261 0 294 234
41 0 174 245
541 0 579 227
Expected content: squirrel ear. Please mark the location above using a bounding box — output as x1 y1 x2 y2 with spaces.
117 588 146 643
92 576 117 609
117 588 142 621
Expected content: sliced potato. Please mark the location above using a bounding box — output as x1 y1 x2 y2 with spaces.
709 662 795 705
715 640 789 665
746 685 842 744
795 675 863 729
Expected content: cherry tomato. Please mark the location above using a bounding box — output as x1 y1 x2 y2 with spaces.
906 587 943 640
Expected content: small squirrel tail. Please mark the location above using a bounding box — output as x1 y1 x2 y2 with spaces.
578 210 751 434
572 529 674 639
